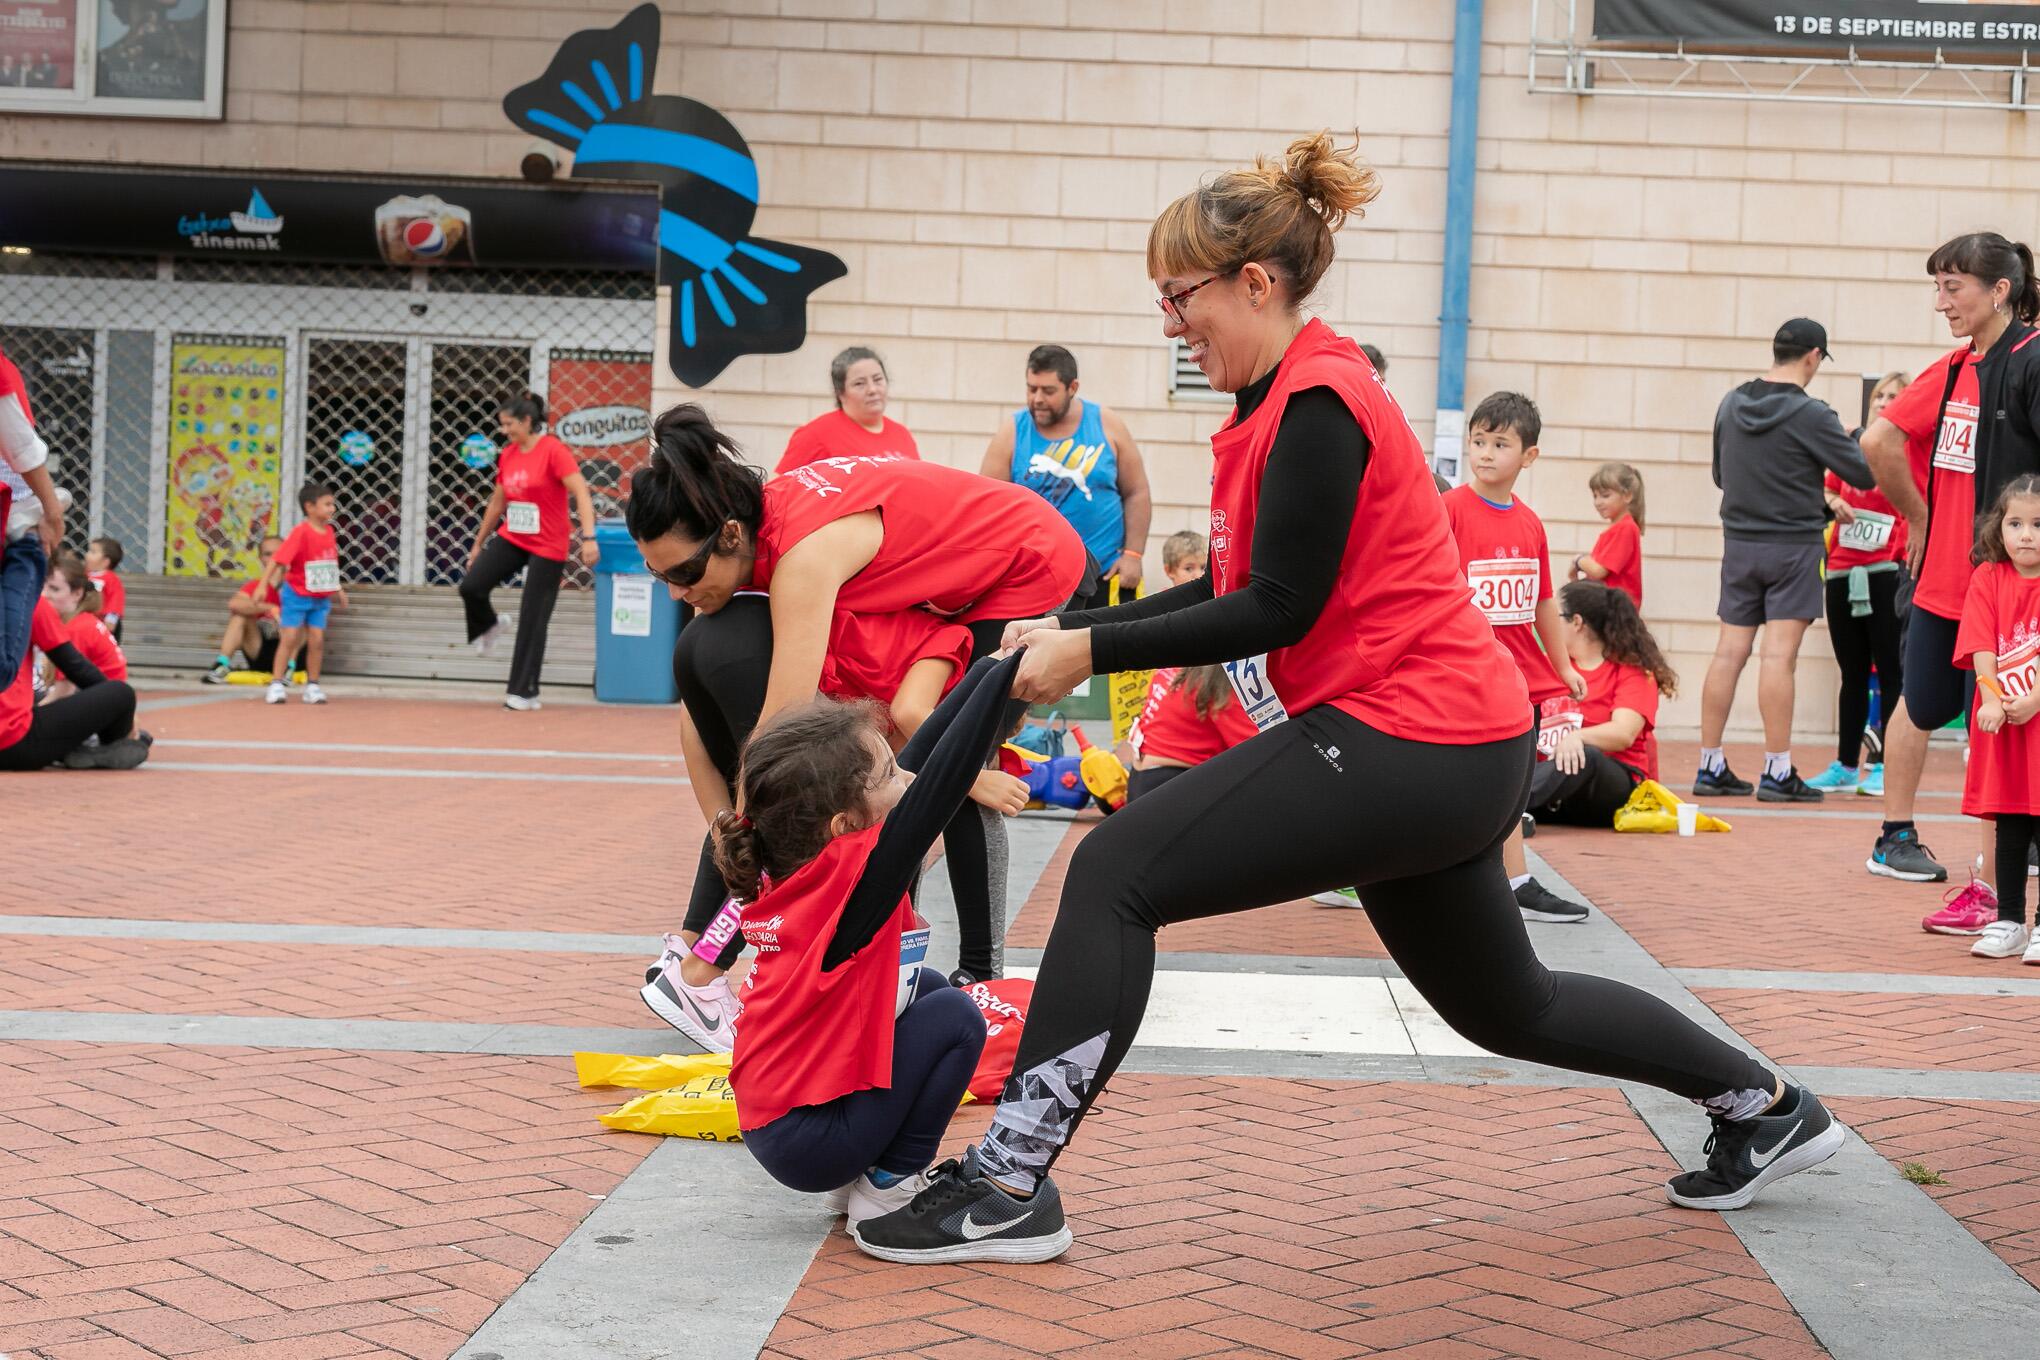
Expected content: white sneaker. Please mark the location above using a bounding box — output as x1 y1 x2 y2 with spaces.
1972 920 2031 959
474 614 515 657
1312 887 1362 908
639 967 740 1053
503 694 541 711
302 682 328 705
845 1167 935 1228
2023 932 2040 966
264 681 288 705
821 1183 856 1217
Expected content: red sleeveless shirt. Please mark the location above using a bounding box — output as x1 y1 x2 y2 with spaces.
1208 320 1528 744
731 825 913 1130
754 455 1086 623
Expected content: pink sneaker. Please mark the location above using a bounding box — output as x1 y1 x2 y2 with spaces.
1922 879 2000 935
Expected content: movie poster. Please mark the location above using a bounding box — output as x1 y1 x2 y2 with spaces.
165 334 285 579
547 349 653 525
95 0 207 102
0 1 77 90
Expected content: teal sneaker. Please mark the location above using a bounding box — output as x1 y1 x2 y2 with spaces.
1856 763 1884 798
1805 760 1859 792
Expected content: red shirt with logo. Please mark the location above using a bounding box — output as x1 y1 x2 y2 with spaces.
777 409 921 476
1442 485 1566 703
1591 514 1643 608
753 455 1086 625
274 521 340 596
1957 561 2040 816
819 609 972 713
1884 349 1982 619
497 433 580 562
1129 667 1258 766
63 610 125 682
1823 471 1910 571
88 570 126 625
1205 319 1527 745
731 824 911 1130
0 599 67 748
1573 655 1660 780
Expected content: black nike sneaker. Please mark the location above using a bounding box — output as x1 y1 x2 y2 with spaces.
1515 879 1589 923
850 1149 1072 1264
1757 768 1824 803
1665 1085 1845 1211
1693 763 1755 797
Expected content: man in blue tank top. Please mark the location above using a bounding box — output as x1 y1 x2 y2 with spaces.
980 345 1151 602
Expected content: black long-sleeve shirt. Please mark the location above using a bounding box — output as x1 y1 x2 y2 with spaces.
821 651 1022 970
46 642 104 689
1064 371 1370 673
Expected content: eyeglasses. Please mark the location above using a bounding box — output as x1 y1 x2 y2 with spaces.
645 534 719 589
1157 276 1220 325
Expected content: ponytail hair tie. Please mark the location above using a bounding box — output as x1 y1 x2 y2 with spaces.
714 809 753 833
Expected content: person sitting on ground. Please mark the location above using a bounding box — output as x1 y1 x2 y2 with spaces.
203 536 285 683
0 593 146 771
720 652 1019 1237
1527 581 1677 827
40 555 125 699
85 536 125 641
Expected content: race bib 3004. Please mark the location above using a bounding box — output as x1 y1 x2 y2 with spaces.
1466 557 1539 627
1222 654 1290 731
1935 400 1979 476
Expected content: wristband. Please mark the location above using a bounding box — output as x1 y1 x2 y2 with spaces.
1119 549 1141 559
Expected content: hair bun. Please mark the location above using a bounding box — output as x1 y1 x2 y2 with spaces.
1276 131 1379 235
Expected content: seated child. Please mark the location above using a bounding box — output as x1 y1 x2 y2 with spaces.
203 536 286 683
85 537 126 641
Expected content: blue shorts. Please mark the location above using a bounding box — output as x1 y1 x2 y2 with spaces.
279 583 334 630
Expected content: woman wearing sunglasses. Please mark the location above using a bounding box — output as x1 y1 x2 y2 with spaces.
625 405 1089 1048
851 132 1844 1267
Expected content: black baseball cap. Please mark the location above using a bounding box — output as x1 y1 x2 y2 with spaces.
1774 318 1833 360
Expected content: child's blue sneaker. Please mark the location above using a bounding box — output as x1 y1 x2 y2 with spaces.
1856 763 1884 798
1805 761 1859 792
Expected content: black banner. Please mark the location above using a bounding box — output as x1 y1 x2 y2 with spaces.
0 164 661 272
1596 0 2040 56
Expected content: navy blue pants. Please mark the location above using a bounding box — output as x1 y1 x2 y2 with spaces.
744 972 986 1192
0 533 47 681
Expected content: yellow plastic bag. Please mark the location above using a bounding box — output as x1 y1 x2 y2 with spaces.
1612 779 1733 834
1105 577 1152 746
576 1051 743 1142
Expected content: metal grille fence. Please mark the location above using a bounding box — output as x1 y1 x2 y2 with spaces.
0 253 656 593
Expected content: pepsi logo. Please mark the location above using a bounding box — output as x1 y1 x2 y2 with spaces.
403 219 447 257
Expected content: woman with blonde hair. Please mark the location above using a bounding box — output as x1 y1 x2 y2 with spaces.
852 134 1842 1266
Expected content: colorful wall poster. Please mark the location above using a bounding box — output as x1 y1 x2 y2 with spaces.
0 1 77 90
165 333 285 579
548 348 652 523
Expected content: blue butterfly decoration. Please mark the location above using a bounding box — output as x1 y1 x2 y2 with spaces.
505 4 847 388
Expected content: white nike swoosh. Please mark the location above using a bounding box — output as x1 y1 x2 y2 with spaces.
958 1214 1016 1240
1748 1118 1803 1169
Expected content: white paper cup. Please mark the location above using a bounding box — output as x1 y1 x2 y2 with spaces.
1676 801 1699 837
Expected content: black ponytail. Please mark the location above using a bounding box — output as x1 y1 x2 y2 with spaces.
1560 581 1678 697
626 402 765 547
1927 232 2040 324
499 390 547 429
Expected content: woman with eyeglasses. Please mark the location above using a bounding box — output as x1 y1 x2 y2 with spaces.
850 133 1842 1267
625 405 1088 1049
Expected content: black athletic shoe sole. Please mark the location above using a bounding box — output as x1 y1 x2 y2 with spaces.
850 1220 1072 1264
1757 784 1824 803
1692 775 1755 797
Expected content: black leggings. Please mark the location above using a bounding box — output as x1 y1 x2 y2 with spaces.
0 681 137 771
1125 764 1189 803
672 596 1018 977
1995 814 2038 926
1901 605 1971 732
1825 571 1906 767
459 536 566 700
976 706 1776 1187
1525 747 1641 827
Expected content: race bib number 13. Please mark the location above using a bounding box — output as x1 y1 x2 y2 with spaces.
1223 655 1290 731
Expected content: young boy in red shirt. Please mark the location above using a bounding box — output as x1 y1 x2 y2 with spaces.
253 483 348 705
1442 392 1594 923
85 537 126 641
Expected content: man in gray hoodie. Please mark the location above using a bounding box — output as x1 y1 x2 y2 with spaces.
1694 319 1877 803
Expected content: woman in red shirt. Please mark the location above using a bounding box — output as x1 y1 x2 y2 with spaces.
775 347 920 475
854 135 1838 1268
1525 582 1675 826
457 392 599 711
41 556 126 687
0 595 144 771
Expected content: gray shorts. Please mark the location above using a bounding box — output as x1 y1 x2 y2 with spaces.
1718 539 1824 626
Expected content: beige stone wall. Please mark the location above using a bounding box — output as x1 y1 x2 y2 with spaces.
8 0 2034 734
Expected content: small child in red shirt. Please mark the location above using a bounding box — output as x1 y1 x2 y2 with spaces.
253 482 348 706
84 537 126 641
1958 474 2040 964
1571 462 1646 610
40 555 126 694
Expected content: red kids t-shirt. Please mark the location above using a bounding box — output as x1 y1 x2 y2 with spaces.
1956 561 2040 817
497 433 580 562
1577 654 1660 780
1884 349 1982 620
87 571 125 625
0 598 67 748
776 409 921 476
1442 485 1567 703
274 521 340 596
64 610 126 682
1591 515 1643 609
1823 471 1909 571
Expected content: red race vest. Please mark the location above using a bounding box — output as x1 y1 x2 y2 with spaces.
961 977 1034 1102
754 456 1086 623
1207 320 1527 744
